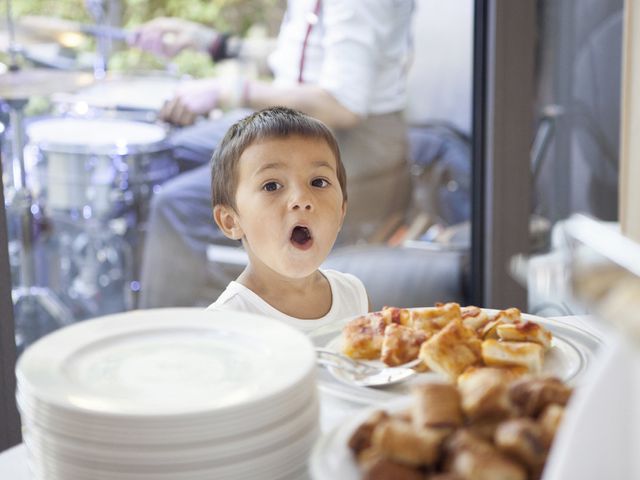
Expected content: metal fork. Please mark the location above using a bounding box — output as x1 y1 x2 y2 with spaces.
315 348 420 387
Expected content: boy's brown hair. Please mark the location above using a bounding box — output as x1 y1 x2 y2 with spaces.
211 106 347 210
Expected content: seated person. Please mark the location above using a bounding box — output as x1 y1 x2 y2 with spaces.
208 107 369 330
131 0 415 307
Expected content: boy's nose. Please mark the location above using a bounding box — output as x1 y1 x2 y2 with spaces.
289 188 313 211
291 199 313 211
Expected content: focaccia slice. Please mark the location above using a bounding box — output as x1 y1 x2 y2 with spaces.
419 319 482 380
342 314 386 360
381 323 427 366
481 339 544 374
496 321 552 351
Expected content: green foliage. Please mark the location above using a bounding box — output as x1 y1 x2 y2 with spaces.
9 0 284 77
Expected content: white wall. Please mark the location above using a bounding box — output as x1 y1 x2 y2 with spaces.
405 0 474 134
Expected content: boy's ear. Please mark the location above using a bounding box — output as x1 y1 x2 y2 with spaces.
339 200 347 228
213 205 244 240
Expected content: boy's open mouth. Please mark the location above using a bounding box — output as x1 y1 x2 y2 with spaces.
290 225 313 249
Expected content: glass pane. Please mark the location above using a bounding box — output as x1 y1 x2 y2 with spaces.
529 0 623 315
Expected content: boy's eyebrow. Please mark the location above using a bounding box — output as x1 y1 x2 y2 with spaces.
253 160 336 175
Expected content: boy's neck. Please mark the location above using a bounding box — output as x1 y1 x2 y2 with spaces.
237 267 332 320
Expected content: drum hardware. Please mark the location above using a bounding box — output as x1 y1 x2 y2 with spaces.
84 0 122 79
5 97 74 353
25 116 178 315
55 217 134 319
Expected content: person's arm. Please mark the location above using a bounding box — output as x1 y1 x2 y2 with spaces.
244 81 361 130
130 17 276 64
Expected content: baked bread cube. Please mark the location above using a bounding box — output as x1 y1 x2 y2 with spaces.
419 319 482 380
508 377 572 417
481 339 544 374
411 303 463 332
496 321 552 351
481 308 522 340
412 382 463 429
343 314 386 360
380 306 411 326
381 324 427 366
461 306 491 332
444 430 527 480
494 418 547 470
457 367 514 421
372 419 444 467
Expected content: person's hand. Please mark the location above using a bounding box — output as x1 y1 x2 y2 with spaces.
160 78 223 126
130 17 217 58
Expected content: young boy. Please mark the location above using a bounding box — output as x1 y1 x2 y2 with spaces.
207 107 369 331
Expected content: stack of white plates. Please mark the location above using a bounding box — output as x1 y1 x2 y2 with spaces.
16 308 318 480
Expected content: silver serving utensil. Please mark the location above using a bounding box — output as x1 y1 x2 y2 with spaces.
315 348 419 387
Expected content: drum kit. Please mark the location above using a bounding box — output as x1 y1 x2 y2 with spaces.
1 2 181 351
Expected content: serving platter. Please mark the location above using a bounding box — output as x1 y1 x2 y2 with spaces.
309 309 602 406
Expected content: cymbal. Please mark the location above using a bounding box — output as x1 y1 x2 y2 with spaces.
0 68 94 100
18 15 129 45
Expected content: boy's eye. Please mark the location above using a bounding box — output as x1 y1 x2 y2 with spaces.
262 181 281 192
311 178 329 188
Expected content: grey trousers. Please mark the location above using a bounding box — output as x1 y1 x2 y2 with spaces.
139 111 411 308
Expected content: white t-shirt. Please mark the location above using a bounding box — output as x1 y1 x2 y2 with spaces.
207 269 368 333
268 0 415 116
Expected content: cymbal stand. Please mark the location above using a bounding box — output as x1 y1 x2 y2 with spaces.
6 97 73 352
4 0 21 69
85 0 113 79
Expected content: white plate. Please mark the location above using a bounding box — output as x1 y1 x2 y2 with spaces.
22 397 319 465
309 309 602 406
17 309 315 418
16 376 317 444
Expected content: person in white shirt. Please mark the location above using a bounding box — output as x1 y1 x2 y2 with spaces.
207 107 369 330
131 0 415 308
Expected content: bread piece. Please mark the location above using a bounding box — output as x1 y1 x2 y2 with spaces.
481 339 544 373
362 457 425 480
410 303 462 332
481 319 503 340
412 382 463 429
494 308 522 324
461 306 491 332
465 418 502 442
508 377 572 417
381 306 412 326
372 419 444 467
538 404 565 447
343 314 386 360
349 410 390 456
419 320 482 380
444 430 527 480
494 418 547 470
497 322 552 351
457 367 514 421
381 324 427 366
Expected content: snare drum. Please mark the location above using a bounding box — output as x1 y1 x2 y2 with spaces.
25 117 177 220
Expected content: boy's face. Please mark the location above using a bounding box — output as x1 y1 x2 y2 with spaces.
215 135 346 280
